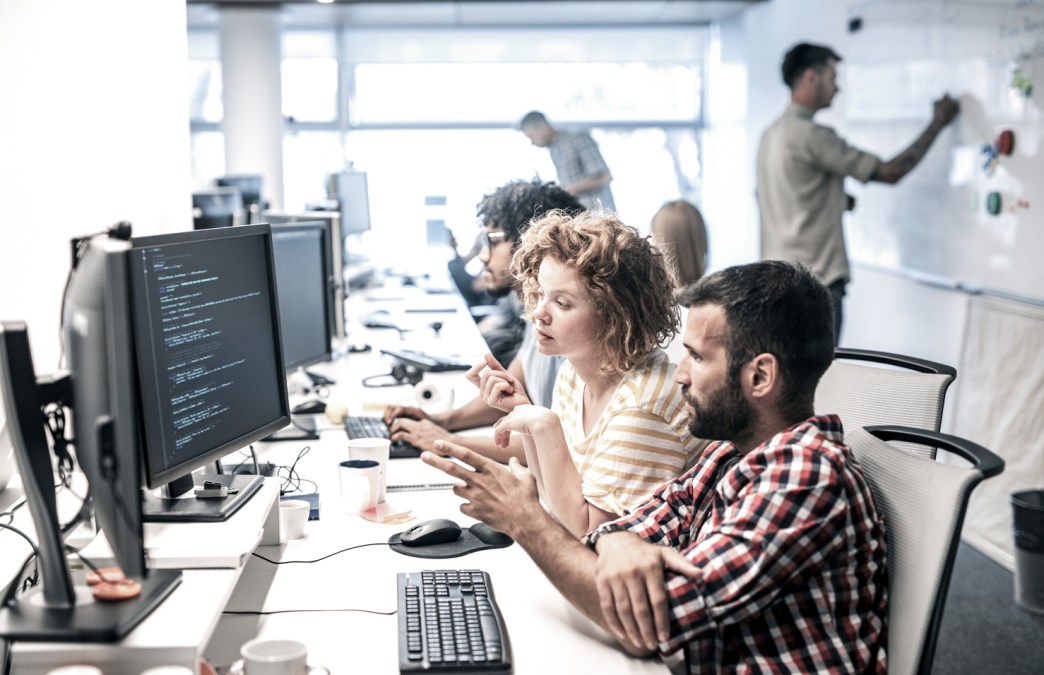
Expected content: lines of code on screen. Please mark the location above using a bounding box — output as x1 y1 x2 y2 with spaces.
130 232 284 477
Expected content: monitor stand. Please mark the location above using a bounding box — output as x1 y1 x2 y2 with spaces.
142 473 263 523
0 569 182 642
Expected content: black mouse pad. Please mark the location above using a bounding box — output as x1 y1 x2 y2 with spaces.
388 523 514 559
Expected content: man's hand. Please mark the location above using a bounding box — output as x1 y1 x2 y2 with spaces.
422 440 543 536
387 417 456 453
933 93 959 128
382 404 431 427
595 531 700 652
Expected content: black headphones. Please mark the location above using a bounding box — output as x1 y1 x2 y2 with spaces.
361 363 425 388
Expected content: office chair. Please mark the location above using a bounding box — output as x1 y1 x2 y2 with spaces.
847 425 1004 675
815 348 956 459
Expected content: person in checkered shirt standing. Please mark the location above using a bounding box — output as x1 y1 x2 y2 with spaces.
520 111 616 211
423 260 888 673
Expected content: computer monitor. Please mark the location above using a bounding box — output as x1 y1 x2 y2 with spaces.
269 222 334 371
326 170 372 235
216 175 263 223
127 225 291 520
262 211 345 341
192 187 243 230
0 317 181 643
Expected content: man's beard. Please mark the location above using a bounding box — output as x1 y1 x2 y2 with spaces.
482 268 514 299
684 375 753 442
485 280 514 299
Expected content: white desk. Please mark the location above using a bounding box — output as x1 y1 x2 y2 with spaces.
203 449 667 674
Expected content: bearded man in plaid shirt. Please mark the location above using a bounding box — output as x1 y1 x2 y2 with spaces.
423 260 888 673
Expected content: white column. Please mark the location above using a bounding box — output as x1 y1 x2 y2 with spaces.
219 7 285 211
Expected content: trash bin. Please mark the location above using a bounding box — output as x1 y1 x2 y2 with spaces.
1011 489 1044 615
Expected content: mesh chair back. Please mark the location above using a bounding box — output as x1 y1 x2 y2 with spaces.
848 425 1003 675
816 349 955 458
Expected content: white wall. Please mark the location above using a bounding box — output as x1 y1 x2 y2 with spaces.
0 0 191 370
722 0 1041 568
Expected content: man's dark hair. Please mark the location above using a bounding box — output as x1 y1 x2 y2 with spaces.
476 179 582 245
519 110 549 130
781 43 842 89
677 261 835 422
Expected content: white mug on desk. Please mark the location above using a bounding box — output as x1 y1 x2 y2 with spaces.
240 638 328 675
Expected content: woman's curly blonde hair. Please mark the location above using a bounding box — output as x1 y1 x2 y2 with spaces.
511 209 679 375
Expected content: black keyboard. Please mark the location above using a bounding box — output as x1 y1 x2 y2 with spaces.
381 348 472 373
344 415 421 459
398 569 512 673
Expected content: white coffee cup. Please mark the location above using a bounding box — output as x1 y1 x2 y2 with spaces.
240 638 327 675
338 459 381 515
346 437 390 503
279 499 310 541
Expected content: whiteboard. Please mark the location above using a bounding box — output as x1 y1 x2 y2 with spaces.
842 0 1044 303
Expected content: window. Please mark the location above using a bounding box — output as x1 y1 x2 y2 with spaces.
193 24 710 251
188 30 223 188
282 31 338 123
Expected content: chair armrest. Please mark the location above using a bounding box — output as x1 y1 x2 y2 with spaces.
835 348 957 377
865 425 1005 478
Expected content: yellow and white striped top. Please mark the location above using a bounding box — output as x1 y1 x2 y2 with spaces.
552 349 708 516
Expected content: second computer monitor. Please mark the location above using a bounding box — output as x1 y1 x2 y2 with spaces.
262 211 345 341
269 222 334 371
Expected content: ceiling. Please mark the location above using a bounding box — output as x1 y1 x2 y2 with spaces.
186 1 763 28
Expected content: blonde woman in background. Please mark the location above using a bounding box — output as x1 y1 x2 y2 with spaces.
651 199 709 287
652 199 710 366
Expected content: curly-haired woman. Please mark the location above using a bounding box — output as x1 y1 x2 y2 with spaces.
472 209 708 537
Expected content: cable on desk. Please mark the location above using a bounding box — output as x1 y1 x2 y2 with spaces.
222 606 396 617
0 525 40 607
0 498 29 527
277 445 318 496
223 445 319 497
251 541 391 565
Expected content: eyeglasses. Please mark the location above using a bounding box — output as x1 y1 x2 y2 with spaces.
481 230 508 250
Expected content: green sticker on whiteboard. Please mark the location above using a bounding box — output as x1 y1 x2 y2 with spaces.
986 191 1002 215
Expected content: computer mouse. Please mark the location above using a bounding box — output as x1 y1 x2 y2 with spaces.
399 518 463 547
291 399 326 415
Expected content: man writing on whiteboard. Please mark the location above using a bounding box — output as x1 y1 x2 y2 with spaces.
756 42 959 343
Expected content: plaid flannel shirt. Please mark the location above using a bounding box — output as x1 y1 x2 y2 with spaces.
589 415 888 673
